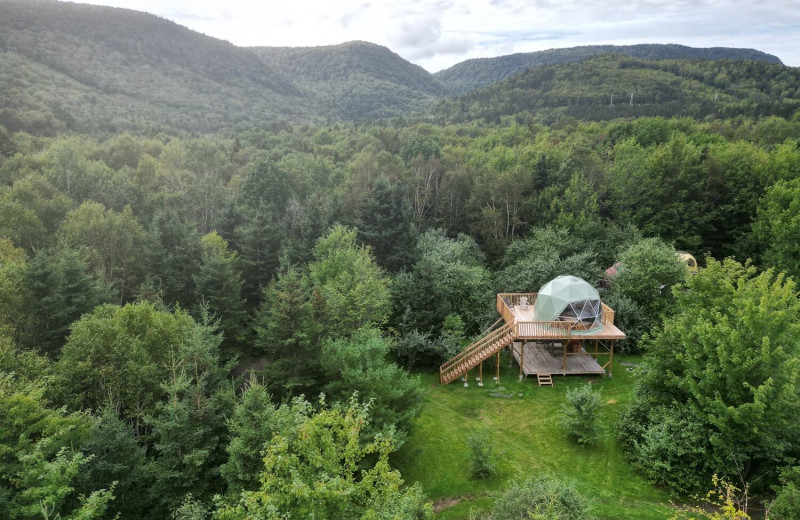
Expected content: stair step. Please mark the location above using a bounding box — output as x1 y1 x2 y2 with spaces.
537 373 554 387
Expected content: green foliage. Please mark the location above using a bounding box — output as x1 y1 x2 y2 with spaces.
435 43 781 95
58 201 148 302
146 209 202 310
79 407 156 519
215 399 433 520
22 246 114 356
172 494 209 520
559 384 603 446
146 312 234 513
752 177 800 279
435 54 798 124
467 429 497 480
393 229 492 337
672 475 751 520
309 225 391 337
252 266 322 397
770 466 800 520
487 474 594 520
321 328 426 445
53 301 195 433
220 378 312 493
0 239 28 341
193 232 246 346
0 377 114 520
607 237 687 351
619 259 800 494
497 226 600 293
358 177 417 273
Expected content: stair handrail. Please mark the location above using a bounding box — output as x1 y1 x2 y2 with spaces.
439 322 515 377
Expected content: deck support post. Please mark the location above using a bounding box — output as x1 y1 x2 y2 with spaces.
518 342 525 381
562 341 567 372
478 362 483 386
464 368 469 387
609 341 614 378
495 351 500 383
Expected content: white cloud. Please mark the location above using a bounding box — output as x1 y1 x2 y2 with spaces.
71 0 800 70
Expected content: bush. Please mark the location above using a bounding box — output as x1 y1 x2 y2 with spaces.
467 429 497 479
770 466 800 520
627 405 713 495
559 384 602 446
488 474 594 520
394 325 461 370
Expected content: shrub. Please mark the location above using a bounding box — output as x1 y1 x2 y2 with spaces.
467 429 497 479
559 384 602 446
488 474 594 520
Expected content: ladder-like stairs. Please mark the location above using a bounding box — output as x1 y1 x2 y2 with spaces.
537 373 553 386
439 323 515 385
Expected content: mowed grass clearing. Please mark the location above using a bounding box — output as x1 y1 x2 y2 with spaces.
393 352 676 519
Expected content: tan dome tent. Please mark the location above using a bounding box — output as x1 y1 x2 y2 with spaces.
533 275 604 332
678 251 698 273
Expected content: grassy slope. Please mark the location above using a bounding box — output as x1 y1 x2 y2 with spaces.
394 353 674 519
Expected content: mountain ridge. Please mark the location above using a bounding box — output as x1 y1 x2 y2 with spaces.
434 43 783 95
0 0 792 135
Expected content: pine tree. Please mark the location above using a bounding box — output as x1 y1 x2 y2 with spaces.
193 232 247 347
358 177 416 273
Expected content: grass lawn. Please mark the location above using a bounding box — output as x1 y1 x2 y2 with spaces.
393 351 676 519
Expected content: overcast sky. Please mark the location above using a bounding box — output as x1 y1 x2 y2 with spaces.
75 0 800 72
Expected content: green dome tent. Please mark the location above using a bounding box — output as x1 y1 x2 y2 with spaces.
533 275 604 332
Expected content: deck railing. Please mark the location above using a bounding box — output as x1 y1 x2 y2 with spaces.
601 302 615 325
515 320 573 339
439 322 515 384
496 293 536 324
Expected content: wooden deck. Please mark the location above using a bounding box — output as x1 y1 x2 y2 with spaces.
502 294 627 341
511 342 606 376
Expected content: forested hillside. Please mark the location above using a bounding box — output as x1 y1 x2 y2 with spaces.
435 55 800 124
2 0 796 136
434 43 783 95
0 0 314 134
253 41 445 120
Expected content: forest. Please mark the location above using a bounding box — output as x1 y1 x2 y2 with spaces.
3 109 800 519
3 2 800 519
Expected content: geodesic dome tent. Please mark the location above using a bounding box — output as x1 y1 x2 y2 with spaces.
533 275 604 331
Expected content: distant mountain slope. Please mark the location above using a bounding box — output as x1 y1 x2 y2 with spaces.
253 41 447 119
434 55 800 124
435 44 784 95
0 0 315 134
0 0 793 136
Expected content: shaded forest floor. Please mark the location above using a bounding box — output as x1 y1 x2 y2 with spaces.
394 352 676 519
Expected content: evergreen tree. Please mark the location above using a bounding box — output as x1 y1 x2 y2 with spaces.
358 177 416 273
235 157 291 301
146 209 202 309
220 379 312 493
23 247 114 356
252 266 322 397
193 232 247 347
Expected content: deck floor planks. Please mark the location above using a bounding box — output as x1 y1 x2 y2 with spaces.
511 341 605 376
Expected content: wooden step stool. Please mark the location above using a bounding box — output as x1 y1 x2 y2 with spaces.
537 373 553 387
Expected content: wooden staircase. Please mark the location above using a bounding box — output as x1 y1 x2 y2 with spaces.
537 373 553 386
439 323 515 385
